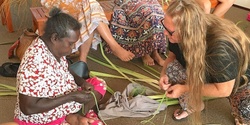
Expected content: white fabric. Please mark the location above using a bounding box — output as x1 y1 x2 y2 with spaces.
99 83 167 120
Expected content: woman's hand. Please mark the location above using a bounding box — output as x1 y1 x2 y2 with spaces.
73 91 93 104
19 90 93 115
80 81 94 92
159 74 171 91
165 84 188 98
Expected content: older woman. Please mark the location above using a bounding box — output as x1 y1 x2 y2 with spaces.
14 7 106 125
159 0 250 124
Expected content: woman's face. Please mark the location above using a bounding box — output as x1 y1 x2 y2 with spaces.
55 29 80 57
162 14 179 43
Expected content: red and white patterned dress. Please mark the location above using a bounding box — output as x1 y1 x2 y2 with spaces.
14 38 82 124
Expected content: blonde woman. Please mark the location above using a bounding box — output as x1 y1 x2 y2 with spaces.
41 0 135 63
159 0 250 124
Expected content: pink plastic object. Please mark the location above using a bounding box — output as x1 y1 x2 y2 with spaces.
86 77 106 97
247 12 250 21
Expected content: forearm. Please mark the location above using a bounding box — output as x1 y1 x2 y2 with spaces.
160 52 176 77
201 79 235 97
212 0 235 17
19 93 77 115
196 0 212 14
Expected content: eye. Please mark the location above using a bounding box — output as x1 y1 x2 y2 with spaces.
69 42 76 49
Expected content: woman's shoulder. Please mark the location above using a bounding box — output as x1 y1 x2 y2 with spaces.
206 40 238 63
207 39 236 52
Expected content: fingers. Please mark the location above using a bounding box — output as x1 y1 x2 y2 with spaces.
82 82 94 92
162 83 171 91
165 85 181 98
165 87 174 98
85 86 93 92
159 76 170 90
75 91 93 103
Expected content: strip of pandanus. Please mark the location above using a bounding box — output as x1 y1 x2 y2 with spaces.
0 83 16 96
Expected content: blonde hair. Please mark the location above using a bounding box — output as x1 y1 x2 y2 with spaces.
166 0 250 124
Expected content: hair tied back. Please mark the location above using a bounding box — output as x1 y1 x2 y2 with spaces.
49 7 62 18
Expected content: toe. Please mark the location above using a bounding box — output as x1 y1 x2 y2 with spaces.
173 109 189 120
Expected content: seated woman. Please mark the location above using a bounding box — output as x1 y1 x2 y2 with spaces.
14 7 106 125
41 0 135 63
103 0 167 66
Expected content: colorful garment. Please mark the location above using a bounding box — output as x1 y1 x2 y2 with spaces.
229 84 250 124
210 0 219 8
14 117 68 125
40 0 109 52
168 40 250 124
104 0 167 58
14 38 107 124
14 38 82 124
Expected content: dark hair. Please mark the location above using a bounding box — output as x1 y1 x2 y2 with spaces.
43 7 81 39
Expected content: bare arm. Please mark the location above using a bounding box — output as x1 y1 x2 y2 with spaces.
19 68 95 115
69 69 94 91
19 90 92 115
212 0 235 17
195 0 212 14
166 79 235 98
159 51 176 90
160 51 176 77
202 79 235 97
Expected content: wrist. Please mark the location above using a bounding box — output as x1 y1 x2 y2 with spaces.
160 73 167 77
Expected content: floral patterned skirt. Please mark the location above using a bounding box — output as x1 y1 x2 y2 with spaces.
103 0 167 58
229 84 250 124
166 59 188 109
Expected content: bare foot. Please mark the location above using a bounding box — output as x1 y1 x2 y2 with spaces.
111 46 135 61
96 22 134 61
173 108 191 120
173 102 204 121
142 54 155 66
151 50 165 66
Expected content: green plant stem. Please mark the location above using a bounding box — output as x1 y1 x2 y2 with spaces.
0 92 17 96
0 84 16 91
141 92 167 124
130 62 159 79
99 43 134 83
